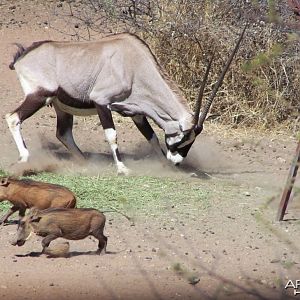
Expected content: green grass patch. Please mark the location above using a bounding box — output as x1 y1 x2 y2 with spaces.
0 169 8 177
0 172 211 218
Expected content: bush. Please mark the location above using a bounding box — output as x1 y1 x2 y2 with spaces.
49 0 300 131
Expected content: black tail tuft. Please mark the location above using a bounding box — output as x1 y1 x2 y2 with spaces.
9 43 26 70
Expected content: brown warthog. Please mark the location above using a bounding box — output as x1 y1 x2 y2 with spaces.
0 177 76 224
11 208 107 254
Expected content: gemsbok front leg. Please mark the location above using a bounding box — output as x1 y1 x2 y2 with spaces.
95 104 130 175
5 90 53 163
132 115 166 159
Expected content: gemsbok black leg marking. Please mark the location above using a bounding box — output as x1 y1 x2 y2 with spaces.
6 90 54 162
54 105 85 159
132 115 166 157
95 104 130 175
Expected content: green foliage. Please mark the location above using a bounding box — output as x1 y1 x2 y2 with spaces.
281 260 296 269
0 170 8 177
267 0 280 22
287 32 300 42
242 43 283 73
172 262 200 284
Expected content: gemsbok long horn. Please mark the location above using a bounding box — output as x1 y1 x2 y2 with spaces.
193 51 215 126
197 24 248 127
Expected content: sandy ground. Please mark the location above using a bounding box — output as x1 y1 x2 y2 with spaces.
0 1 300 299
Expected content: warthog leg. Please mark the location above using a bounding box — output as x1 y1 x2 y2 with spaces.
92 229 107 254
0 205 19 224
18 207 26 221
41 234 59 252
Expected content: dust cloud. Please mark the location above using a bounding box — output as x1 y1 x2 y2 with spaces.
2 132 229 179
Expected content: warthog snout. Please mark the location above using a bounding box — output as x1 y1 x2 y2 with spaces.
10 239 25 246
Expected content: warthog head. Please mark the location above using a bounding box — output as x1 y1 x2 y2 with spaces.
11 209 40 246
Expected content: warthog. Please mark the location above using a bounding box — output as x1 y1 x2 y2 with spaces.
11 208 107 254
0 177 76 224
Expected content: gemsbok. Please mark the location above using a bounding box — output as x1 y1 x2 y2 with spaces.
6 27 246 175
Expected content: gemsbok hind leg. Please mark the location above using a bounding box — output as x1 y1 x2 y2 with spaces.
54 105 85 160
95 104 130 175
6 90 52 163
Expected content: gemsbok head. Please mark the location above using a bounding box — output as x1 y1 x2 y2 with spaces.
6 26 246 175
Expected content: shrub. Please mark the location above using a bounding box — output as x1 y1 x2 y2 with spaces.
49 0 300 131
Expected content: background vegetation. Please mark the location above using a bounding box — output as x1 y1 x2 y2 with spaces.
48 0 300 131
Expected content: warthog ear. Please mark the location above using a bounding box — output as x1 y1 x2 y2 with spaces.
0 177 9 186
27 207 41 222
30 216 42 223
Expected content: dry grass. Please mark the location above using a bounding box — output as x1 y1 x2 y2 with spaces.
47 0 299 132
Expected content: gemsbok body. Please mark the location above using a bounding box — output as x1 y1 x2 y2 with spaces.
6 28 246 174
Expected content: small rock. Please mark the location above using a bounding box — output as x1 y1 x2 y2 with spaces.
243 191 251 197
188 276 200 285
261 279 267 284
189 172 198 178
277 157 286 163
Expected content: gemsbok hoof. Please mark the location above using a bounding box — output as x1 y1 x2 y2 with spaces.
117 166 131 176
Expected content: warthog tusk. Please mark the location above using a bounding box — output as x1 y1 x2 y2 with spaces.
25 231 33 241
